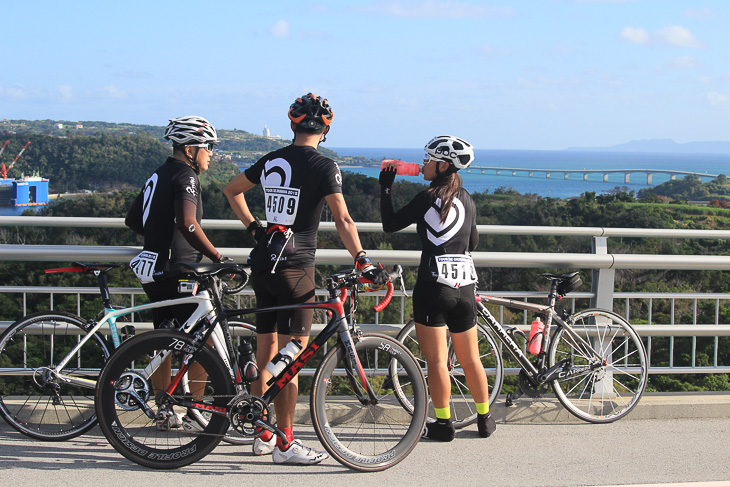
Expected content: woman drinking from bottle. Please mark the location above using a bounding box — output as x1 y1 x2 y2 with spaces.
379 135 496 441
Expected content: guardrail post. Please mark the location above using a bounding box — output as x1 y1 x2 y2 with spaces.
591 237 615 309
591 236 615 394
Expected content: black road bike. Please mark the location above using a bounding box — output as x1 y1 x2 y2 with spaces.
95 264 428 472
394 272 648 425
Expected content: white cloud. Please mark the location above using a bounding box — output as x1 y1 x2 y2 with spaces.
684 8 714 20
356 1 514 18
654 25 703 48
271 19 290 38
707 92 728 106
620 25 703 48
619 26 649 45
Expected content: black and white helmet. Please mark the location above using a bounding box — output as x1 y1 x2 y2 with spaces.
424 135 474 170
163 116 218 145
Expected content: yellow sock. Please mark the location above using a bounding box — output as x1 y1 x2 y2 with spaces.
434 406 451 420
476 402 489 415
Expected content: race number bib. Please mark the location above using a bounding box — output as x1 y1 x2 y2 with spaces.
434 254 477 289
130 251 158 284
264 186 300 225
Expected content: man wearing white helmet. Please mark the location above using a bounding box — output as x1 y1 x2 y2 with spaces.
125 116 230 430
379 135 496 442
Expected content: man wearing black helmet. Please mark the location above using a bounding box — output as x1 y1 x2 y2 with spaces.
126 116 229 429
224 93 388 465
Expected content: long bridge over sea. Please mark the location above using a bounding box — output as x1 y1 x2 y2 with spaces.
467 166 720 185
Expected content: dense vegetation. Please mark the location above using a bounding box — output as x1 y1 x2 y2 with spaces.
2 124 730 393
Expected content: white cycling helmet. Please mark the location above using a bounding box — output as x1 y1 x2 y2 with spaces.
164 116 219 145
424 135 474 170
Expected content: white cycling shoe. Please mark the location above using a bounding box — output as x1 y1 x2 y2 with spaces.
253 435 276 455
272 439 329 465
155 411 184 431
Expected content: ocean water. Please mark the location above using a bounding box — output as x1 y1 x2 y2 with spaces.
331 147 730 199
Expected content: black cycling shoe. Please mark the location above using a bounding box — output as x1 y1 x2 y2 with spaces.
422 419 455 442
478 413 497 438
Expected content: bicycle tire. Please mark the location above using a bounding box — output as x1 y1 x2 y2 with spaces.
0 310 110 441
184 320 257 445
310 334 427 472
96 330 232 469
549 308 648 423
393 319 503 428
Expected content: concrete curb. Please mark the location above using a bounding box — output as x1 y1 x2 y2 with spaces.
289 392 730 425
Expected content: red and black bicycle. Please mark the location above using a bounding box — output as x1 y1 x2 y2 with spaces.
95 263 427 472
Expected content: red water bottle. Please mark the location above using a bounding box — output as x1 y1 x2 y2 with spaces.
527 318 544 355
380 159 421 176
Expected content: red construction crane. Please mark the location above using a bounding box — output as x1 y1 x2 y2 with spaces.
0 141 31 179
0 140 9 158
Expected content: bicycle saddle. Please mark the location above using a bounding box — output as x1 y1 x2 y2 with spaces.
178 262 247 276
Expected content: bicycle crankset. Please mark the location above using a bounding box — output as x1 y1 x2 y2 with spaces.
228 393 270 437
518 370 550 398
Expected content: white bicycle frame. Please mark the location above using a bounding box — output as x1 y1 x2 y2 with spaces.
48 289 234 389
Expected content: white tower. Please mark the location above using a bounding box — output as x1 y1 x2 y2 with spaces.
263 125 271 138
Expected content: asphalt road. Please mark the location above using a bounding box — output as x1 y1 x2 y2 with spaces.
1 417 729 487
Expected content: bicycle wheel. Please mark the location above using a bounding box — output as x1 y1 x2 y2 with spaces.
184 320 257 445
310 334 427 472
0 311 110 440
548 308 648 423
393 320 503 428
96 330 233 469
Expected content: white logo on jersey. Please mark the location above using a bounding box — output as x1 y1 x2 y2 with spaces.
333 161 342 186
262 158 292 188
185 177 197 196
141 173 158 226
425 197 466 246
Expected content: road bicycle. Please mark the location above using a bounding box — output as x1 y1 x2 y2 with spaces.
393 272 648 425
95 264 428 472
0 262 254 442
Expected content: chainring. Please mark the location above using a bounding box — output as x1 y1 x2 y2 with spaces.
517 369 550 398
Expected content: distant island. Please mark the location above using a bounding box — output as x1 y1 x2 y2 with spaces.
565 139 730 154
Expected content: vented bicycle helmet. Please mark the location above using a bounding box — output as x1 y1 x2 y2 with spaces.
424 135 474 170
163 116 219 145
288 93 333 131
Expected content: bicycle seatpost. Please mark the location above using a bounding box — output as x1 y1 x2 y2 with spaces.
95 270 114 309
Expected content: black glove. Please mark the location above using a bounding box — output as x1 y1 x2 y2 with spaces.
356 254 389 286
247 217 266 243
379 166 397 188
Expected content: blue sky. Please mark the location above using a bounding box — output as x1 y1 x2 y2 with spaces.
2 1 729 150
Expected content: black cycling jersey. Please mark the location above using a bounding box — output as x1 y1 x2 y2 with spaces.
244 145 342 269
381 183 478 281
131 157 203 278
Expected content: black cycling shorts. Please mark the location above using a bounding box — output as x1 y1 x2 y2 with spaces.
251 267 315 336
142 278 197 329
412 280 477 334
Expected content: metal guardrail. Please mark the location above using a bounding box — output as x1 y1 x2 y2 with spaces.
2 217 730 375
